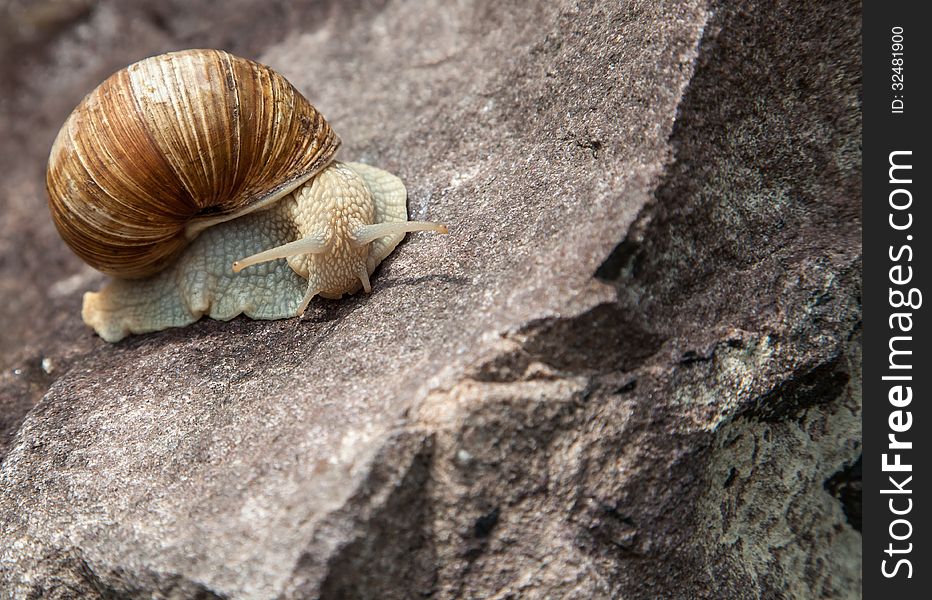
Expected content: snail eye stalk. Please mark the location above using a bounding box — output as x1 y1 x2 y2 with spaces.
232 231 330 273
351 221 449 246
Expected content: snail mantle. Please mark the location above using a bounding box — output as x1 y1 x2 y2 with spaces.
46 49 447 342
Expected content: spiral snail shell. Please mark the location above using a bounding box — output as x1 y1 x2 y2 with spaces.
46 49 447 341
47 48 340 279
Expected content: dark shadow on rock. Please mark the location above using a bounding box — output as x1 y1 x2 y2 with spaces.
825 455 862 533
744 354 851 423
520 303 664 376
298 434 438 599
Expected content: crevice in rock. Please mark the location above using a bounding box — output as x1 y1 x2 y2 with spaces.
743 354 851 424
593 194 657 283
308 435 438 599
463 506 501 560
470 302 665 384
472 506 500 539
824 455 862 533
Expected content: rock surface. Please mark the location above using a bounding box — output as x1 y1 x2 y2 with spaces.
0 1 861 598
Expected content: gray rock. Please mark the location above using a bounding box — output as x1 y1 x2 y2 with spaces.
0 0 861 598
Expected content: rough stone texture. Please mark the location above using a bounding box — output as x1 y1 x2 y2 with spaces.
0 1 861 599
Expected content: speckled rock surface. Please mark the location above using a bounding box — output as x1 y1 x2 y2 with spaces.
0 1 861 598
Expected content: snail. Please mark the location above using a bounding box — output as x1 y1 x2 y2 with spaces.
46 49 447 342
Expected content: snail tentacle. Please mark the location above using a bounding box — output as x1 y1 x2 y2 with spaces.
358 267 372 293
297 283 322 317
352 221 449 246
232 231 330 273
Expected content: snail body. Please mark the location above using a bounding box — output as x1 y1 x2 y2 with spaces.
47 50 447 342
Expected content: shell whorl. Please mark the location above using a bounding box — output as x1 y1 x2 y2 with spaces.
47 49 340 279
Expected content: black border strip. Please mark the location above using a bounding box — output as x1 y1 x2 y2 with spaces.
864 2 931 596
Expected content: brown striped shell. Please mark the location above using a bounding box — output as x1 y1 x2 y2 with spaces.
47 49 340 279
